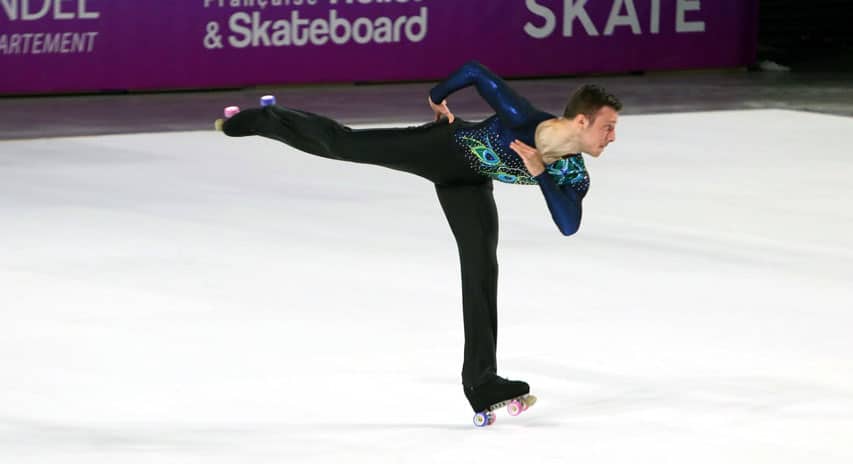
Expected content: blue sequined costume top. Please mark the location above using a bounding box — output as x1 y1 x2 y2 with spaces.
430 61 589 236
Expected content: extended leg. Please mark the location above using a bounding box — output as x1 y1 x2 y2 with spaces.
222 105 476 184
435 181 499 388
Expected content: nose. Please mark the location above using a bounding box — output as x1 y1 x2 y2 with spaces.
609 128 616 143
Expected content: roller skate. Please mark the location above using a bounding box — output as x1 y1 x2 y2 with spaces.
214 95 276 132
465 376 537 428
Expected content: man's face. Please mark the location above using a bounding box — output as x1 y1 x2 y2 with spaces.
579 106 619 157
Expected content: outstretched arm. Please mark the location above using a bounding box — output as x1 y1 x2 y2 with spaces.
429 61 538 128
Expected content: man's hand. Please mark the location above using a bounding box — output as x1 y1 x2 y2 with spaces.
428 97 455 124
509 139 546 176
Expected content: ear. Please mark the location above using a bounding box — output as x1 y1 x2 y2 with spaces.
573 113 589 129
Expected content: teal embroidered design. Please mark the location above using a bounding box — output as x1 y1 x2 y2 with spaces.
547 156 587 186
461 136 534 184
461 136 501 166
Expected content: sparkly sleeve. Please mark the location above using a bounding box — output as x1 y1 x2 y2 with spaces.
429 61 538 128
534 172 583 236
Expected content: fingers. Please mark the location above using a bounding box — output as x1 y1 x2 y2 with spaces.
438 104 454 123
508 141 522 156
508 142 522 156
429 97 440 121
429 98 454 123
510 140 546 176
509 140 534 157
439 101 454 124
510 139 533 150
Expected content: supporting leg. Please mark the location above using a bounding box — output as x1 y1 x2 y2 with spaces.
435 181 499 388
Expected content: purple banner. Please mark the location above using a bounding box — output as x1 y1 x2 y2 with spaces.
0 0 759 95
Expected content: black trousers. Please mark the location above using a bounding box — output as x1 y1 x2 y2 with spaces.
224 106 499 387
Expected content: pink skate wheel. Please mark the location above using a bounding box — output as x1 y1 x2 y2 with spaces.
507 400 523 416
224 106 240 118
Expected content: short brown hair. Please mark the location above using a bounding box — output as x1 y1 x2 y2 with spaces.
563 84 622 121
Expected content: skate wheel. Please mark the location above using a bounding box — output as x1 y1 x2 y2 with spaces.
224 106 240 118
473 411 495 428
507 400 524 416
214 118 224 131
260 95 276 107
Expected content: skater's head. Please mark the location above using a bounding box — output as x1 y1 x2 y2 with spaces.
535 84 621 162
563 84 622 158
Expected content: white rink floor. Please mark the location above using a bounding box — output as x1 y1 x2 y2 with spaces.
1 110 852 463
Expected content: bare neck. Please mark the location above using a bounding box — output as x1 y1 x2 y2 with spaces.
535 118 583 159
